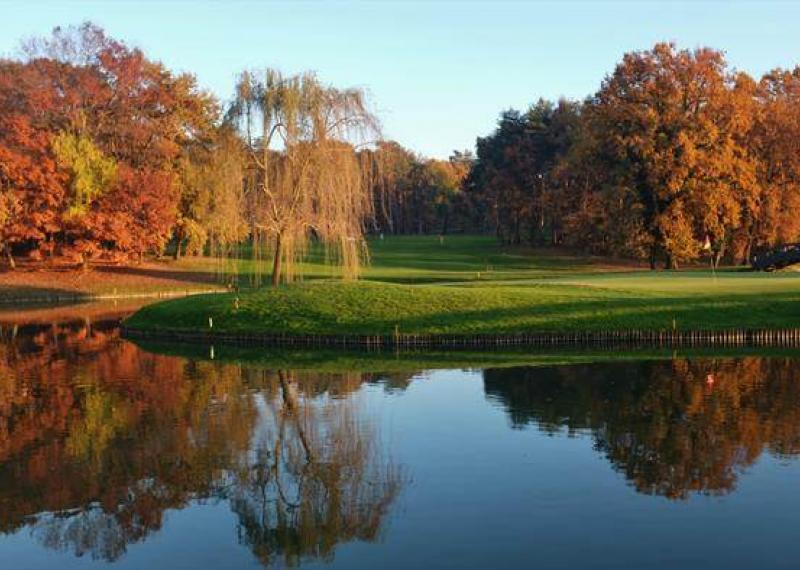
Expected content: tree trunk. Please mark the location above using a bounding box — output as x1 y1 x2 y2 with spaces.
712 244 725 269
742 237 754 266
4 244 15 270
278 370 314 462
665 254 678 270
271 233 283 287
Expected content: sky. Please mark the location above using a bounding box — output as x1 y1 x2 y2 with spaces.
2 1 800 158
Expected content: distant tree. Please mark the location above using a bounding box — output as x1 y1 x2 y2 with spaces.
467 109 533 244
0 59 66 268
465 99 580 245
573 44 756 268
360 141 417 234
589 45 713 266
52 132 117 268
360 143 471 236
463 42 800 270
738 67 800 263
413 157 469 235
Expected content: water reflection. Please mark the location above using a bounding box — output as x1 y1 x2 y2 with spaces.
484 359 800 499
5 309 800 568
0 314 405 565
231 369 403 567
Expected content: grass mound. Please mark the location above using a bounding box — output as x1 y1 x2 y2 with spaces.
125 278 800 337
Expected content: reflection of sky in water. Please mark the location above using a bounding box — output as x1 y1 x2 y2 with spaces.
1 313 800 568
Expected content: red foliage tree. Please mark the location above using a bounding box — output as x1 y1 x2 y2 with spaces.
0 23 216 267
0 61 67 266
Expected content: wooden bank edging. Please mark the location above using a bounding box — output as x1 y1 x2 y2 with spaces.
122 327 800 350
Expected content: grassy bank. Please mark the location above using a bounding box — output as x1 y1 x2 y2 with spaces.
101 235 798 339
125 274 800 337
0 260 223 303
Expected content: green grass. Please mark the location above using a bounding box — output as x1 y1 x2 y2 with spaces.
177 235 629 284
126 240 800 336
127 235 800 336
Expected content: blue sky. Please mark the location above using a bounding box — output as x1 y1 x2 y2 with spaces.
2 1 800 158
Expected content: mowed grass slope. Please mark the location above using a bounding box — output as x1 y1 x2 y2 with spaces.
127 236 800 336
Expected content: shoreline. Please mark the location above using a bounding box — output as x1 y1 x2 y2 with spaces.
0 288 224 306
122 326 800 350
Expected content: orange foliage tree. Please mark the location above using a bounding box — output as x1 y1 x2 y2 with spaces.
0 23 216 267
464 42 800 268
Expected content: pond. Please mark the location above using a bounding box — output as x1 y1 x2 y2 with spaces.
2 304 800 569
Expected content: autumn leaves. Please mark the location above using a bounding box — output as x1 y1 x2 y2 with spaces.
465 43 800 269
3 28 800 278
0 23 216 268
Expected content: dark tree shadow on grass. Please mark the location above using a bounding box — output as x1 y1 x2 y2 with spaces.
94 264 220 286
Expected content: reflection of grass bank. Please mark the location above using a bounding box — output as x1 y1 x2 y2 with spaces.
133 341 800 373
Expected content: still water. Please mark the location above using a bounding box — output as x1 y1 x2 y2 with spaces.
2 306 800 569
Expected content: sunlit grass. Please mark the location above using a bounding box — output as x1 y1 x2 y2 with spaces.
127 235 800 335
127 279 800 336
176 235 630 284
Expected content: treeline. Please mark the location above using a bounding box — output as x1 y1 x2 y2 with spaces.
0 23 471 276
361 143 472 235
5 26 800 273
464 43 800 268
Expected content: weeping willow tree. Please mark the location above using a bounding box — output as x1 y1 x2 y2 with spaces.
228 69 379 286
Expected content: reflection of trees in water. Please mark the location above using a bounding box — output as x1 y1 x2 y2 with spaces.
0 319 406 565
484 358 800 499
231 371 402 567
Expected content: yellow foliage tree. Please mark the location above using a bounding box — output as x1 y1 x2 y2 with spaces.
52 131 117 219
